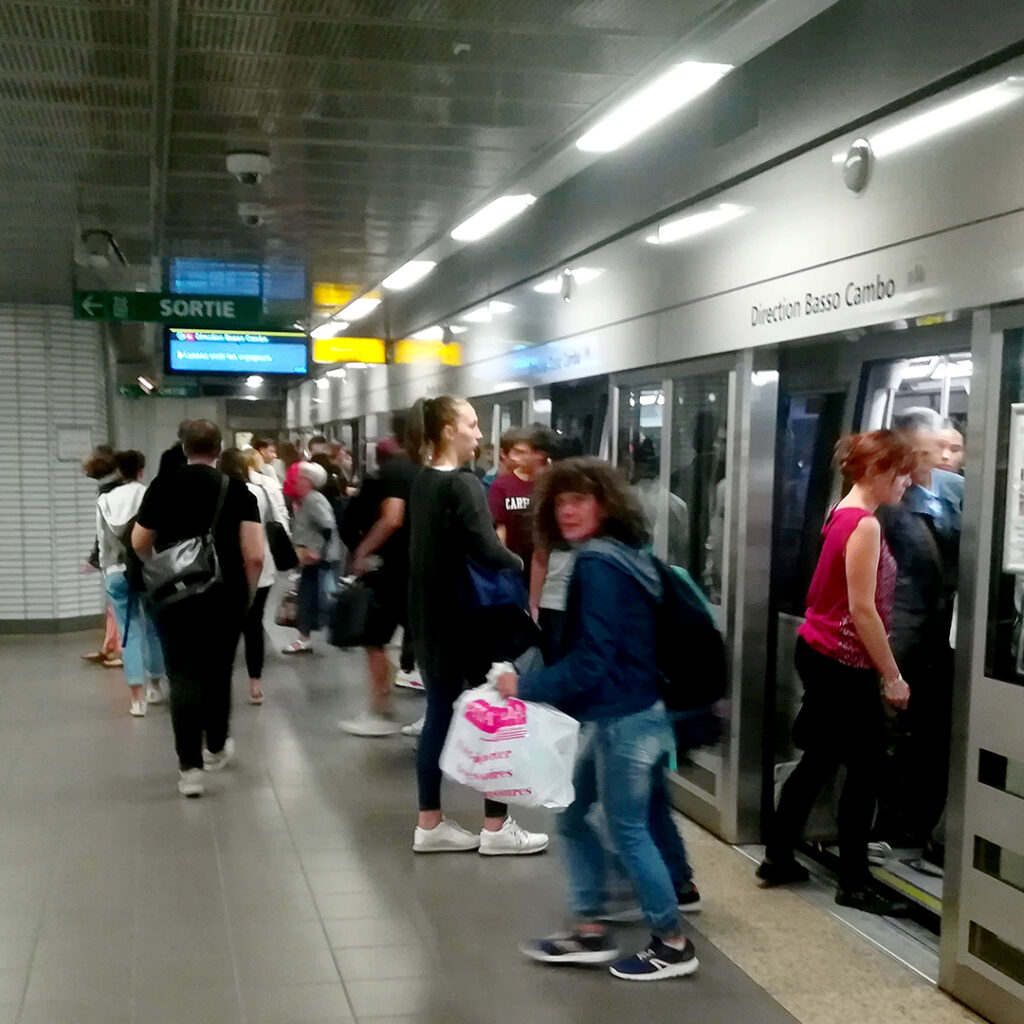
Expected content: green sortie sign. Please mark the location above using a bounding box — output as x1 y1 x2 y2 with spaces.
74 291 263 328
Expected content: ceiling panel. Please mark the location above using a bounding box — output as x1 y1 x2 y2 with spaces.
0 0 733 306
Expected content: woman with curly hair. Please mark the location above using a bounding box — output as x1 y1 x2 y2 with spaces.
496 457 700 982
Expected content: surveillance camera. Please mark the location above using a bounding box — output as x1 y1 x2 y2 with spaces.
226 151 272 185
237 202 267 227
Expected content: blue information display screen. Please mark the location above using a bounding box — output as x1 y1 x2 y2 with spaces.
167 328 308 375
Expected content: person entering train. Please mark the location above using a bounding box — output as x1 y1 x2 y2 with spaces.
498 457 699 980
757 430 915 916
406 395 548 855
876 408 962 870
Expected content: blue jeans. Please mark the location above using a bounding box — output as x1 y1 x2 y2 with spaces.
560 703 681 937
105 572 165 688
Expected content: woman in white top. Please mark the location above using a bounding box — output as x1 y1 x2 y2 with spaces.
220 448 276 704
95 450 166 717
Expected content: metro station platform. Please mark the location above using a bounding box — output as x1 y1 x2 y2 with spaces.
0 621 981 1024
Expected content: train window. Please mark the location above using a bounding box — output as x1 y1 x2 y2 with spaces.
549 379 608 457
617 383 667 552
985 329 1024 686
670 373 730 603
499 399 523 432
774 393 846 616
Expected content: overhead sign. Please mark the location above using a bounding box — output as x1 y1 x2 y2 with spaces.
118 381 200 399
167 328 308 375
312 282 358 307
74 291 262 328
394 339 462 366
312 336 386 364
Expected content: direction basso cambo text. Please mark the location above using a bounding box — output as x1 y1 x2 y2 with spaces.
751 273 897 327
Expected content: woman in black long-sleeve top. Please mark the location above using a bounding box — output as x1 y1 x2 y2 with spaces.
406 395 549 856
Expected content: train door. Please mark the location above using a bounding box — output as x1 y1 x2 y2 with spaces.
938 308 1024 1024
768 318 974 922
613 353 777 841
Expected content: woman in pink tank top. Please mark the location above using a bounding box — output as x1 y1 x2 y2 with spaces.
757 430 915 916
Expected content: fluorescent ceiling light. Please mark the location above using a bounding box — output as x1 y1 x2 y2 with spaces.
832 77 1024 164
931 358 973 380
311 322 345 340
450 194 536 242
638 392 661 406
338 296 380 321
460 300 517 324
382 260 436 291
898 357 939 381
245 375 263 388
137 375 155 393
347 362 368 370
576 61 732 153
449 324 468 335
315 377 330 391
326 367 348 379
533 398 552 414
411 325 445 341
242 395 259 401
646 203 747 245
533 267 605 294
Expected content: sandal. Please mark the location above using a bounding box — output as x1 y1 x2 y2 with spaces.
249 686 264 705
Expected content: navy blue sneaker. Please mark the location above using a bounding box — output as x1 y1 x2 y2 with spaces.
521 931 620 966
609 936 699 981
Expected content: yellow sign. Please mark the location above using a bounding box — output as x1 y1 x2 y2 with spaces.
394 339 462 366
312 336 386 364
312 282 358 307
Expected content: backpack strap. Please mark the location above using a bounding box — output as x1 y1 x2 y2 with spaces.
209 473 230 534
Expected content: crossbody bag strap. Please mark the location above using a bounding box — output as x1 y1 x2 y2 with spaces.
209 473 230 535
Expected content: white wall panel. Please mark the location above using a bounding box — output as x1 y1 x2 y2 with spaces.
0 304 107 624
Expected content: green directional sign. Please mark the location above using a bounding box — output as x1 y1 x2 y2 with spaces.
75 291 263 328
118 381 200 399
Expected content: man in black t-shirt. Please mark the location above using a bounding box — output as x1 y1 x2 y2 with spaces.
133 420 263 798
339 440 421 737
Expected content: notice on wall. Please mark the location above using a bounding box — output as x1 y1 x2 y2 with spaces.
1003 403 1024 572
56 425 93 463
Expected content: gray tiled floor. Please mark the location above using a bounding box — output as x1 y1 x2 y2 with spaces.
0 622 798 1024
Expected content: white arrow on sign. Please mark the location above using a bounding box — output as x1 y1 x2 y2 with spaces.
80 294 104 317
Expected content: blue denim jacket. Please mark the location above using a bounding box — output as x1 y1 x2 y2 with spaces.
517 537 663 721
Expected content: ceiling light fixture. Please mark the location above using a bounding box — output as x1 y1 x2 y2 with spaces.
533 267 605 294
310 322 345 340
382 260 437 291
326 367 347 379
137 375 155 393
411 325 445 341
448 324 468 335
645 203 747 245
450 194 537 242
832 77 1024 164
245 375 263 388
460 300 517 324
337 296 381 321
576 61 732 153
315 377 330 391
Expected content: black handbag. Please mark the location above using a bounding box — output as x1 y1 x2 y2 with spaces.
329 577 374 648
266 519 298 572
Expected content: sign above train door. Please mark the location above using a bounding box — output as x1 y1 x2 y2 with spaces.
74 291 262 328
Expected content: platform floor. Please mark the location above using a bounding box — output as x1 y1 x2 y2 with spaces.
0 617 982 1024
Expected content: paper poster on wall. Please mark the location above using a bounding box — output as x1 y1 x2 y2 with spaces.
56 426 93 463
1002 403 1024 572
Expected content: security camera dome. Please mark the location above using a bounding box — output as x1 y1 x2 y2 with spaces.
226 151 272 185
237 202 267 227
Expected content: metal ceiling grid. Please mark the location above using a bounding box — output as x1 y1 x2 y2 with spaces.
0 0 728 308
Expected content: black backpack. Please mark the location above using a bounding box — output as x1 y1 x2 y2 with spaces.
652 558 728 712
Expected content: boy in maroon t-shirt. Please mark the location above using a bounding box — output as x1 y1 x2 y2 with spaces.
487 427 552 573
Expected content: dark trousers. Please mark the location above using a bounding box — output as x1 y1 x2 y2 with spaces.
766 638 884 889
297 563 326 635
157 589 244 771
538 608 566 666
243 586 271 679
417 667 507 818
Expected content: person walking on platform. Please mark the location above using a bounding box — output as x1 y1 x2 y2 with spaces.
406 395 548 856
220 448 276 706
496 458 699 981
339 438 421 737
757 431 915 916
250 434 290 528
95 450 165 717
156 419 190 479
282 461 341 655
132 420 263 798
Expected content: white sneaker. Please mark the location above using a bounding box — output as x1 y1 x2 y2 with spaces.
413 818 481 853
394 668 425 691
202 737 235 771
129 700 146 718
145 681 164 705
178 768 204 798
339 712 402 737
401 715 425 738
479 818 549 856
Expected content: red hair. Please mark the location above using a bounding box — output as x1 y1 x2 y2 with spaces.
835 430 916 482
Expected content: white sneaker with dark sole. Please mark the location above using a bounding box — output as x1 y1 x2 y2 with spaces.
413 818 480 853
479 818 549 856
178 768 204 798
